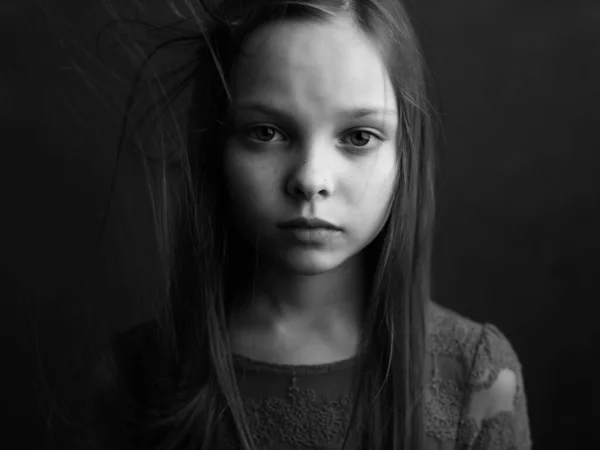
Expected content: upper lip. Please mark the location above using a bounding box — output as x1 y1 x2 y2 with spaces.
279 217 341 230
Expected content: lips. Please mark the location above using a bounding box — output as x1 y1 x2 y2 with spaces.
278 217 341 230
278 218 342 245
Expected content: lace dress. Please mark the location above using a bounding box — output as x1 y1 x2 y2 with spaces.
94 302 532 449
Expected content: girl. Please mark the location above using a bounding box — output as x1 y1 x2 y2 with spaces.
89 1 532 449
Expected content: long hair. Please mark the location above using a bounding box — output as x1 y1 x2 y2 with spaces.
89 1 438 449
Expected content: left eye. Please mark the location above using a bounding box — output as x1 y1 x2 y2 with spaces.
342 130 378 147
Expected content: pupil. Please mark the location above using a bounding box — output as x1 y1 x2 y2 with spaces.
352 131 368 145
260 127 273 139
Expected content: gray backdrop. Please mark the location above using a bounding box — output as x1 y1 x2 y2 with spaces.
1 1 598 448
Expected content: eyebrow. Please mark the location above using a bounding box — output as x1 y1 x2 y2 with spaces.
233 102 398 121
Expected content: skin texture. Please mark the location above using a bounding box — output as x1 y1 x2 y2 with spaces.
223 16 399 363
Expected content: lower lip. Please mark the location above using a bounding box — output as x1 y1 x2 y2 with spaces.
281 227 341 244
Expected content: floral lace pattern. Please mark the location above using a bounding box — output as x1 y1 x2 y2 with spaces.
232 375 358 449
425 304 532 449
425 373 463 442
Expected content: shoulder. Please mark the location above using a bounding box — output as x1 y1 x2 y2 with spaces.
92 319 166 405
90 319 181 448
88 320 161 448
426 301 525 419
426 300 484 361
92 321 154 387
427 301 521 366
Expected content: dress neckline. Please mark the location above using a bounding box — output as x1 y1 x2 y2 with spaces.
231 352 360 374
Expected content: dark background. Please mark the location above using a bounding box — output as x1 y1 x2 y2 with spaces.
2 0 598 448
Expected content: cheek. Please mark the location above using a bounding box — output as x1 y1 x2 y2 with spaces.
343 155 397 240
351 152 397 209
223 151 280 216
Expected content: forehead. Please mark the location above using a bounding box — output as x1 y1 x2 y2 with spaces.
231 17 397 115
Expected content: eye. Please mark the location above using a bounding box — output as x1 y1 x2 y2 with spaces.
341 130 382 149
246 125 285 143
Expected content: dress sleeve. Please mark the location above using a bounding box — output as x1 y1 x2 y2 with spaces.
457 324 533 450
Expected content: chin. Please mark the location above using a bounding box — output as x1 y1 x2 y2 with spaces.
273 247 351 276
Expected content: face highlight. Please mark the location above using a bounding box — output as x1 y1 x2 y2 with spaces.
223 17 399 275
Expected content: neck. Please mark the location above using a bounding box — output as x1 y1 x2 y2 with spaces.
234 254 367 334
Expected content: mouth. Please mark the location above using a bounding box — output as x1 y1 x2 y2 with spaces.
278 217 341 231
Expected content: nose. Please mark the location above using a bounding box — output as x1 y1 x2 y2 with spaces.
286 147 334 201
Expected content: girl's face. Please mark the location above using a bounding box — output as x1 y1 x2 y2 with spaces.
223 17 399 275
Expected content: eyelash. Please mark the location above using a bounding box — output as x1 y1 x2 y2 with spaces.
244 125 384 151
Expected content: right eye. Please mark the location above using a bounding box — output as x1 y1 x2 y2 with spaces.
246 125 286 143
